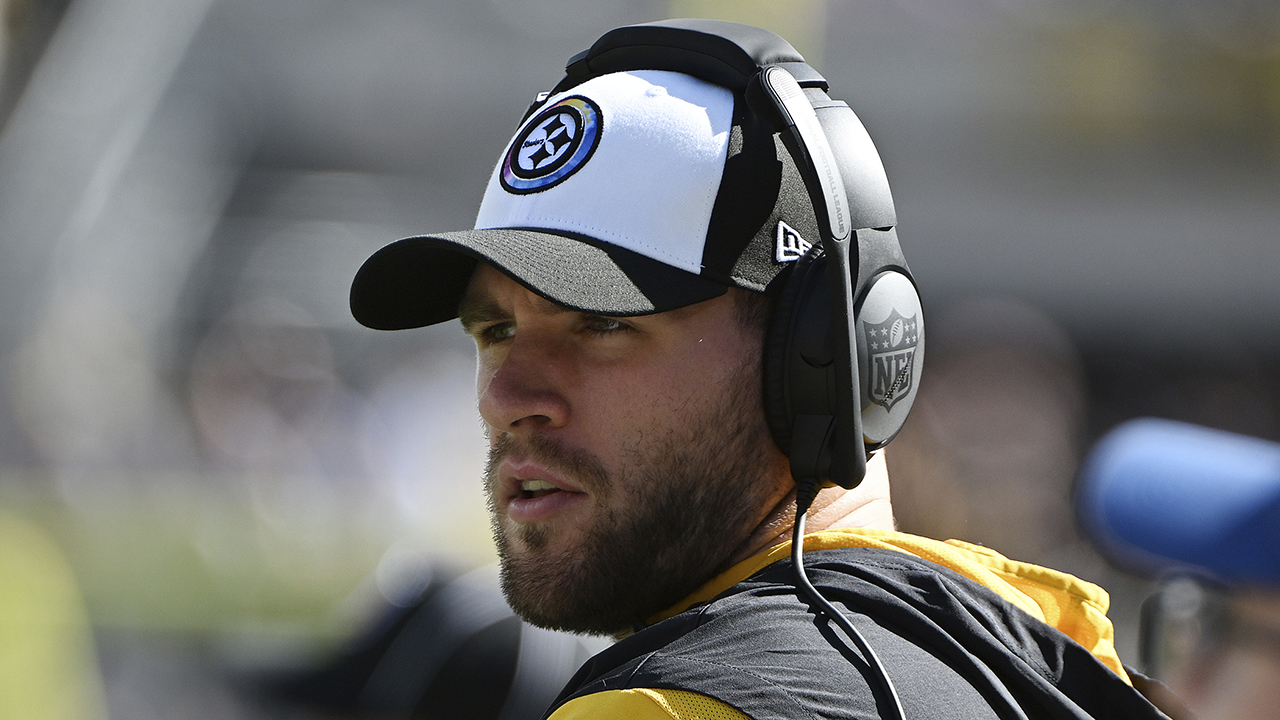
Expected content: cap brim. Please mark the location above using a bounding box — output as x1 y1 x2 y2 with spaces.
350 228 729 331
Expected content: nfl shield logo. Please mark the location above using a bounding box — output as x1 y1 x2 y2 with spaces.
865 309 919 411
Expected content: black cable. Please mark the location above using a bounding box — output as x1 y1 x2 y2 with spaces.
792 478 907 720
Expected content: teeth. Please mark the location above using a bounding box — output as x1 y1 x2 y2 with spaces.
521 480 557 492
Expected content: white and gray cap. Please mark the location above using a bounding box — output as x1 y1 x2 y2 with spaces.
350 66 827 330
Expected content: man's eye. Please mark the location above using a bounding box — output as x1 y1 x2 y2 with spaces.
477 322 516 344
582 316 630 335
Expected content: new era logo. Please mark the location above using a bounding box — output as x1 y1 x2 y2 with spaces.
775 221 812 263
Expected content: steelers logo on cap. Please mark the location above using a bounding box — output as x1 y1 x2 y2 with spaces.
500 96 601 194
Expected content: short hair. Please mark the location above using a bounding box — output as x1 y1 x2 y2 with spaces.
732 288 775 335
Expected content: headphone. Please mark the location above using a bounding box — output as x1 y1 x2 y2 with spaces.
538 19 925 492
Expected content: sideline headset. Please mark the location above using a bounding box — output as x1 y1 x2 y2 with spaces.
539 19 923 718
537 19 924 492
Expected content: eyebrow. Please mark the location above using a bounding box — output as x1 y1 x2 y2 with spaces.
457 291 504 331
457 286 576 334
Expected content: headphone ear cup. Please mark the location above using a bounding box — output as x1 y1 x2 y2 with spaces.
762 245 829 457
765 255 925 468
854 270 925 449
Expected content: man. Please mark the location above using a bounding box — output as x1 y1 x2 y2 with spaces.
351 19 1169 720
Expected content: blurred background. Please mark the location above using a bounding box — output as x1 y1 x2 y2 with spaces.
0 0 1276 717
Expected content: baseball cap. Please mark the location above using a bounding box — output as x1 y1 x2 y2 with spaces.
1077 418 1280 585
350 67 822 331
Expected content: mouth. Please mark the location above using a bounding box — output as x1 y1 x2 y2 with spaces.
502 470 587 525
519 478 563 500
488 437 602 525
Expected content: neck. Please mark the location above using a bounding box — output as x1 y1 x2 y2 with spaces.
728 452 895 567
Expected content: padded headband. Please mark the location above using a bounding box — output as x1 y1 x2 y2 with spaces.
551 19 829 95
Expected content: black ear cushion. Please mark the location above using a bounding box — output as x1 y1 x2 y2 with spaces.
762 245 826 456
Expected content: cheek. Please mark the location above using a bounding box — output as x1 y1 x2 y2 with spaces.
592 362 745 434
565 369 678 453
600 364 693 406
647 338 758 401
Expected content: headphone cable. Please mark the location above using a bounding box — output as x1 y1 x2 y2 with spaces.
792 478 907 720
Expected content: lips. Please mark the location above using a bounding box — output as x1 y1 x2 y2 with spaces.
498 458 588 524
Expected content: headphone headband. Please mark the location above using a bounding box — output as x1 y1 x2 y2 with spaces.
552 19 828 95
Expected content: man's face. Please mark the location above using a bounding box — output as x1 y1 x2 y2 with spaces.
461 264 791 635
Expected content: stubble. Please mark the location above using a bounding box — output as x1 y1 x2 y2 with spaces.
484 359 782 635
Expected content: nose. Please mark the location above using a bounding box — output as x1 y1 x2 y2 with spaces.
477 331 572 437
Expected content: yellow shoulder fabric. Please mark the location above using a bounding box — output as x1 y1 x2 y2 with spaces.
645 527 1132 685
801 529 1132 684
550 688 749 720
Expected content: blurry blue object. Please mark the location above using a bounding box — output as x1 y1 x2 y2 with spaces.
1078 418 1280 585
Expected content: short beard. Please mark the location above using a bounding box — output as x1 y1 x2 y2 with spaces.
485 361 781 636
